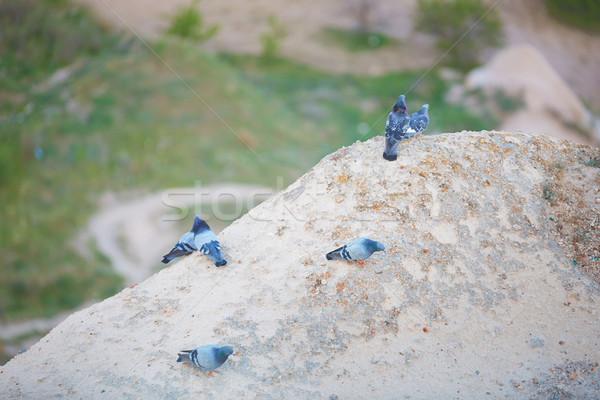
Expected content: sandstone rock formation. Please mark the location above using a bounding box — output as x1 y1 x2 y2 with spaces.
1 132 599 399
466 44 598 146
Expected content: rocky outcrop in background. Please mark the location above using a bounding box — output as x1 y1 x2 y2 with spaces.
1 132 599 398
466 44 599 146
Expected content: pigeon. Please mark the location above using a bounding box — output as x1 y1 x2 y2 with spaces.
406 104 429 137
177 345 234 375
194 218 227 267
383 95 410 161
161 215 204 264
326 237 385 265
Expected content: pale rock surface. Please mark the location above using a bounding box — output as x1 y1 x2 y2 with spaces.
466 44 597 145
1 132 599 399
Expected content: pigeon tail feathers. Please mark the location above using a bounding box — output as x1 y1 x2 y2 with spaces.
161 241 196 263
177 352 192 363
326 246 346 261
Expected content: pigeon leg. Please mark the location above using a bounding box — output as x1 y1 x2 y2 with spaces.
204 371 215 377
358 261 365 266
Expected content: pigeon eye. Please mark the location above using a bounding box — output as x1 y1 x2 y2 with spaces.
393 105 399 112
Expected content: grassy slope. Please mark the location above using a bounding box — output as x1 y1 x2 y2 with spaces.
0 42 336 320
218 55 494 140
0 2 495 323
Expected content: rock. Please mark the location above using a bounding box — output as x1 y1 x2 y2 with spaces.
1 132 599 399
466 44 598 146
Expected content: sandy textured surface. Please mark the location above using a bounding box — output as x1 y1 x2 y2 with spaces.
1 132 599 398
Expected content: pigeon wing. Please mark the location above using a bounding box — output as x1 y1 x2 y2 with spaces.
345 238 374 261
161 232 197 263
161 245 194 263
194 228 219 249
191 346 220 371
408 114 429 135
326 245 352 261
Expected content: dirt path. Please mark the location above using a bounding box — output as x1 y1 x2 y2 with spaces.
77 0 600 110
1 184 273 361
84 184 274 285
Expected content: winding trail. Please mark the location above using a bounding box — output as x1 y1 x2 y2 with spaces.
1 184 274 359
87 183 274 285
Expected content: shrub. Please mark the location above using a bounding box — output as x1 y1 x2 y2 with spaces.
544 0 600 34
260 15 286 61
166 0 218 42
414 0 503 69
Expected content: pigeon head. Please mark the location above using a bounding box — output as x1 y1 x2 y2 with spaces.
219 346 234 357
217 346 234 363
393 95 408 114
365 238 385 253
419 104 429 115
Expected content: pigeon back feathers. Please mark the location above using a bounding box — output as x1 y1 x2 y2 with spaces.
326 237 385 263
177 345 233 372
407 104 429 136
385 95 410 140
194 222 227 267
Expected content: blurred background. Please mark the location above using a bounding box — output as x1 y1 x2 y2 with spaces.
1 0 599 364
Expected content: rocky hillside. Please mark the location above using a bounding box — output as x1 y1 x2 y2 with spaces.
1 132 599 398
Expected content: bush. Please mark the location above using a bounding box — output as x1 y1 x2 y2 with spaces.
414 0 503 69
544 0 600 34
166 0 218 42
260 15 286 61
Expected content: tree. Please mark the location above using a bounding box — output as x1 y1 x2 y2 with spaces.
414 0 503 69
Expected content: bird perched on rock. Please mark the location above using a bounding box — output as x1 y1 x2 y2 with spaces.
406 104 429 137
161 215 204 264
326 237 385 265
161 216 227 267
177 345 234 375
383 95 410 161
194 218 227 267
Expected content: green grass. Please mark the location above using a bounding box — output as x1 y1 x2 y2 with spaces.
218 54 495 136
0 1 496 322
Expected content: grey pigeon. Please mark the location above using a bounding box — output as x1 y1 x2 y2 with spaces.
161 215 204 264
383 95 410 161
177 345 233 375
194 218 227 267
406 104 429 137
326 237 385 265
